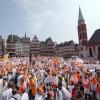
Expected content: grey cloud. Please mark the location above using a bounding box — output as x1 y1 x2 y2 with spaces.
12 0 79 42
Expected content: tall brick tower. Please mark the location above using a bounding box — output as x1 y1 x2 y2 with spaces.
78 7 88 58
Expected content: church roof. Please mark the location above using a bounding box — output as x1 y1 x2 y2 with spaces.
89 29 100 43
78 7 84 21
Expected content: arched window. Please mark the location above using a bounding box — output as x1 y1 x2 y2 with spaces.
84 25 86 30
84 33 86 38
89 48 93 57
82 26 84 31
82 32 86 39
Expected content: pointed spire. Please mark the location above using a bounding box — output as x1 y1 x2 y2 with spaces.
25 33 26 38
78 7 84 21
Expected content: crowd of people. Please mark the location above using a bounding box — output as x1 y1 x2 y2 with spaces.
0 56 100 100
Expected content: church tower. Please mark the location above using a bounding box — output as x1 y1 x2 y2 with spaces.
78 7 88 58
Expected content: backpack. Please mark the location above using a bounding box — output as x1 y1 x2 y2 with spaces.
10 96 17 100
14 73 19 85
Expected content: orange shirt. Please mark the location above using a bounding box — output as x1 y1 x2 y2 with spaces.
76 73 80 81
29 78 37 96
91 77 97 85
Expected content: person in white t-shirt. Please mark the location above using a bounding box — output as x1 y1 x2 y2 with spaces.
2 82 12 100
10 87 20 100
56 84 63 100
68 82 74 96
0 78 8 100
61 86 71 100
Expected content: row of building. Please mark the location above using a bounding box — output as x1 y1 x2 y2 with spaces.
0 34 79 58
1 7 99 59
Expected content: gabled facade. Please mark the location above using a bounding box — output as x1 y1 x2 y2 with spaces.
6 34 17 57
55 40 79 58
45 37 55 56
21 34 30 56
31 35 40 56
40 37 55 56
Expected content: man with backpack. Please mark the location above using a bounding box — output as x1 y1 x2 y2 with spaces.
10 87 20 100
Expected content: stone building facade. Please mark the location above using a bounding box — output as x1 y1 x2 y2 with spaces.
6 34 17 57
55 41 79 58
15 37 21 56
30 35 40 56
40 37 55 56
21 34 30 57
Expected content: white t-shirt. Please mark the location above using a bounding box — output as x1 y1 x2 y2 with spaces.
84 88 90 94
61 87 71 100
68 85 74 95
0 79 3 95
44 76 52 83
3 88 12 100
20 93 29 100
35 94 43 100
56 89 63 100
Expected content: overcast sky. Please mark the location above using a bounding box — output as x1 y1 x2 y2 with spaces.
0 0 100 43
